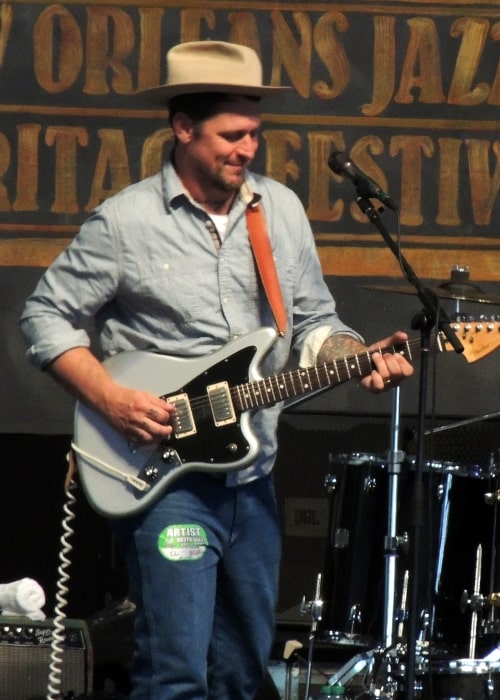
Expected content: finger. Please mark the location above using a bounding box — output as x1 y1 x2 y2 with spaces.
146 407 170 423
127 425 154 446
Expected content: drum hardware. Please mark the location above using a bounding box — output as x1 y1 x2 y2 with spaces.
420 658 500 700
316 387 413 697
485 490 500 505
317 441 500 697
470 544 483 659
324 647 376 692
461 589 490 615
299 264 498 697
347 604 363 637
299 572 324 700
324 473 337 495
362 265 500 306
384 534 408 557
396 571 409 641
461 579 500 646
424 412 500 438
418 610 431 645
322 641 434 699
320 447 405 649
382 387 406 651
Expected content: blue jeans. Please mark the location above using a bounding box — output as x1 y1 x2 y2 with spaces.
113 472 281 700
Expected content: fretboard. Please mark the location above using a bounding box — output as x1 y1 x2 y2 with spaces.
232 335 429 411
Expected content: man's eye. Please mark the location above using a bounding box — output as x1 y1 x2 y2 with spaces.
222 131 258 142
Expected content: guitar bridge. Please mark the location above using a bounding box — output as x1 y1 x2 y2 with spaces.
207 381 236 426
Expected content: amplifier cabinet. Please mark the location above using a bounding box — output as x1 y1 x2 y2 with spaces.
0 617 92 700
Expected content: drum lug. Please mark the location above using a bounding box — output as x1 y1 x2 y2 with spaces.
384 532 408 556
484 489 500 505
324 473 337 493
348 603 362 635
335 528 350 549
364 475 377 493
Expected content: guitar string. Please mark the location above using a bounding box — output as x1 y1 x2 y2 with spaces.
164 324 496 415
163 337 419 414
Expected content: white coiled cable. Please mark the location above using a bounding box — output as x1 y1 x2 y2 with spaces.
46 451 78 700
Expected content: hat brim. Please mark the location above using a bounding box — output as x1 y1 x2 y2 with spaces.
136 82 293 104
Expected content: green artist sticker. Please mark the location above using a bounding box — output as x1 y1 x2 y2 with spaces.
158 523 209 561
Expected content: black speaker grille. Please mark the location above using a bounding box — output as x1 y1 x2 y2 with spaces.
0 618 91 700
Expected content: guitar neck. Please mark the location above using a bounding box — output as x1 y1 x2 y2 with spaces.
233 336 423 411
233 316 500 410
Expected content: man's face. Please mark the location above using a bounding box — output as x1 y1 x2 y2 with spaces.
180 98 261 194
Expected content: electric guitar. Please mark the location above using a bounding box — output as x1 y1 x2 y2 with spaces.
73 321 499 518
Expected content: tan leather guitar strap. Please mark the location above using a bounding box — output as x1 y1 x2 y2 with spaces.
246 199 287 337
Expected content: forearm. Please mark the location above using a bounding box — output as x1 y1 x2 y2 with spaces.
47 346 174 444
47 347 119 416
316 333 368 363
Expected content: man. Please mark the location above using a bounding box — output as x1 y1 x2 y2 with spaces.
20 41 413 700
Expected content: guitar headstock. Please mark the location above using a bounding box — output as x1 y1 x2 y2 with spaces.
441 320 500 363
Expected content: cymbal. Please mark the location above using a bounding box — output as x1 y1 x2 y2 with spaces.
364 282 500 304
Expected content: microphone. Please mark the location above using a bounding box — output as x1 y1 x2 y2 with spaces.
328 151 398 211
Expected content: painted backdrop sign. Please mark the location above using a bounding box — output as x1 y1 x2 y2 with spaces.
1 1 499 278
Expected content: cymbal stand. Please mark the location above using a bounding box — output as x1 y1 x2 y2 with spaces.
300 572 324 700
325 388 408 697
383 385 407 650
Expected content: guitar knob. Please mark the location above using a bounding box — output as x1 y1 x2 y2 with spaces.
144 465 159 481
226 443 238 453
161 448 176 462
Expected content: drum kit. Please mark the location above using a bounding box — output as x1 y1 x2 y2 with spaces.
298 268 500 700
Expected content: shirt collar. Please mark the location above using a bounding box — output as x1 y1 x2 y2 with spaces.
162 152 261 212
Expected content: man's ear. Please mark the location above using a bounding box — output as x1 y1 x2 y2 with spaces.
171 112 194 144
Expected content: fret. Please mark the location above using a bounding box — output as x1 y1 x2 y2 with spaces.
343 356 352 380
361 351 372 375
324 364 336 386
312 364 322 391
267 377 278 402
353 353 362 376
331 360 341 384
280 374 291 399
250 380 263 407
285 369 297 397
296 368 308 394
238 384 252 411
265 377 279 404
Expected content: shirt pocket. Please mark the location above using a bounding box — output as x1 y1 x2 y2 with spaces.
131 259 209 324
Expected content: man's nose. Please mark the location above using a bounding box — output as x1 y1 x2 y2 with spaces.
236 134 258 158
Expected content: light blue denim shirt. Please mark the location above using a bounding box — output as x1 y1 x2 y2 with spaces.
21 156 361 484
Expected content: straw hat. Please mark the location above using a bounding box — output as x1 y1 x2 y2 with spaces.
137 41 292 103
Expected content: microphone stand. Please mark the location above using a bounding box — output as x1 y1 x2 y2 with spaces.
353 192 464 700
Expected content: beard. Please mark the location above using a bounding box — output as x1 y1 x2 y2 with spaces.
204 160 247 194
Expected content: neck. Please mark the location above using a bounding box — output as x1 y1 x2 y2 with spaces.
197 195 235 215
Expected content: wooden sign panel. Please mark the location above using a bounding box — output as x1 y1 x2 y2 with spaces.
0 1 498 279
